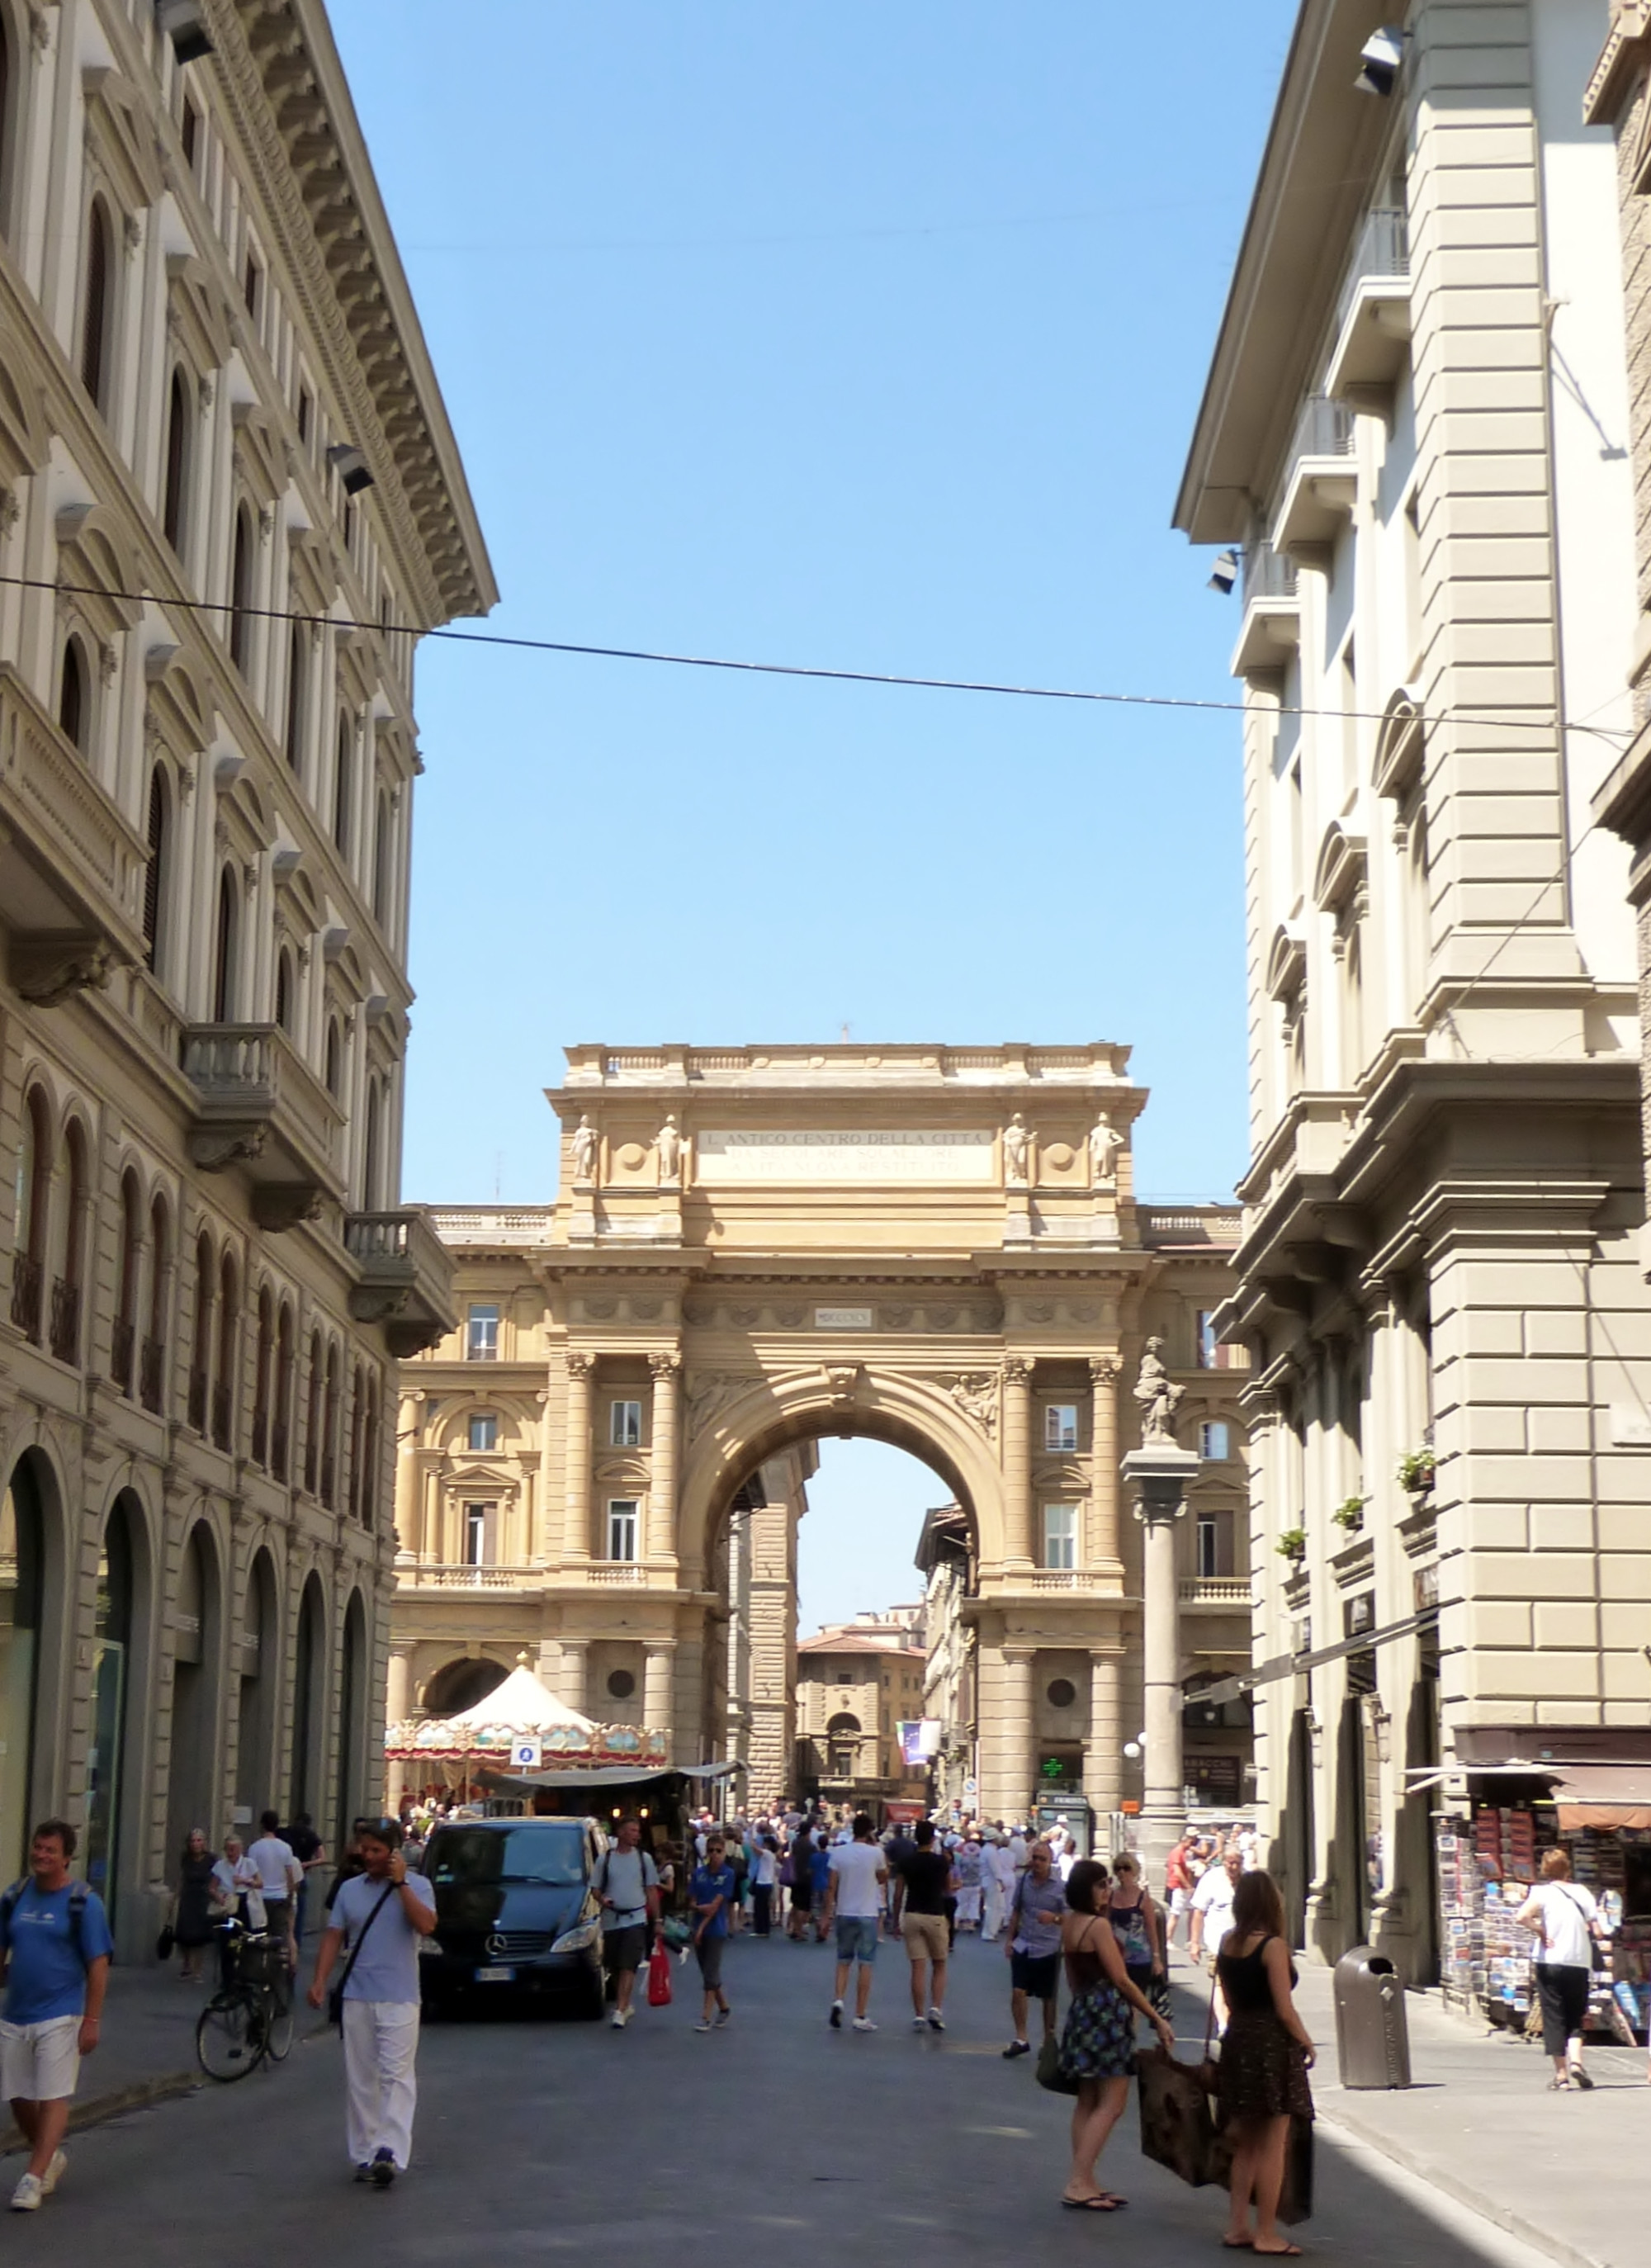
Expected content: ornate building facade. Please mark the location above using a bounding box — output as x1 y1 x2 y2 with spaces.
1177 0 1650 1977
392 1044 1251 1825
0 0 491 1951
795 1611 928 1813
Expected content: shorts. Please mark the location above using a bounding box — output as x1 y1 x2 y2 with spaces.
1170 1887 1190 1916
1010 1949 1061 2000
695 1934 726 1991
0 2014 81 2102
901 1911 948 1963
603 1923 649 1975
789 1879 812 1912
834 1915 878 1965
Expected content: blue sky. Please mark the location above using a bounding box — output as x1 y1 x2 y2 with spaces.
330 2 1297 1622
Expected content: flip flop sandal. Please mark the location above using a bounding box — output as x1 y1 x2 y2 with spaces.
1222 2241 1255 2251
1252 2247 1302 2258
1060 2196 1122 2212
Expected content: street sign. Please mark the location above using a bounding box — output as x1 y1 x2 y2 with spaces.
963 1777 978 1797
511 1739 542 1771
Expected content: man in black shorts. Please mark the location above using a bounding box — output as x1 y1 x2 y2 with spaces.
787 1827 816 1941
1002 1839 1068 2058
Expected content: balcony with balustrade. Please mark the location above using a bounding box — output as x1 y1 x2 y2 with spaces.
344 1207 457 1357
181 1023 345 1229
1326 206 1411 405
1272 393 1357 560
1231 539 1302 678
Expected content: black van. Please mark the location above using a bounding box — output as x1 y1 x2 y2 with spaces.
419 1816 606 2018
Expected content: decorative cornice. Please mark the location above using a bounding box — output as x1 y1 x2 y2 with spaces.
1586 3 1651 123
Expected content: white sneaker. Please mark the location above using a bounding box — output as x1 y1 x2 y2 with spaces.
927 2009 946 2032
912 2015 928 2030
610 2006 629 2029
852 2015 878 2032
10 2175 43 2213
40 2152 66 2197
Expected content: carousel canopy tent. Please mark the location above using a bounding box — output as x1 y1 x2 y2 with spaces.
386 1653 666 1769
446 1662 595 1735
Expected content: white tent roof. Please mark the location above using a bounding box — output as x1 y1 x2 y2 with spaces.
447 1662 595 1735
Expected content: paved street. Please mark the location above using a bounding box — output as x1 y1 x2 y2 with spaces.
3 1932 1562 2268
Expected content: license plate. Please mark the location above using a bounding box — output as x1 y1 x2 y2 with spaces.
475 1964 515 1982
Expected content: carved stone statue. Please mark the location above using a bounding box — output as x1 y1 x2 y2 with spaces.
570 1114 598 1185
1088 1113 1123 1187
1003 1112 1029 1186
656 1114 684 1185
1133 1335 1184 1444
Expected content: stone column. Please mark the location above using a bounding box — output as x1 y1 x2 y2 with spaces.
563 1352 593 1564
1002 1357 1034 1570
1085 1648 1123 1821
1089 1355 1122 1568
644 1641 676 1745
393 1396 420 1553
1123 1440 1199 1882
647 1351 680 1565
559 1636 590 1717
385 1649 412 1811
995 1645 1034 1821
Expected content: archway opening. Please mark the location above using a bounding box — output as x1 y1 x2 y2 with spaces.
423 1655 508 1716
167 1525 221 1870
237 1549 279 1824
335 1591 369 1848
0 1453 47 1874
86 1494 141 1916
289 1574 327 1821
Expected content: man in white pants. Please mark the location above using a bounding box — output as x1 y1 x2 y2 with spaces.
308 1818 435 2186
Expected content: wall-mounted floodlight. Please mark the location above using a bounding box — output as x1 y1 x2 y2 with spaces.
1355 27 1405 97
328 443 375 495
156 1 214 62
1208 549 1239 595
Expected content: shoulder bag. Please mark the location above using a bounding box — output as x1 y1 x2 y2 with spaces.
327 1882 398 2027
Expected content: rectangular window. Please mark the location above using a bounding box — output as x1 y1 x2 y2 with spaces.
243 251 260 320
297 385 312 445
1041 1503 1077 1571
1197 1512 1233 1579
463 1502 492 1565
468 1412 497 1452
1199 1420 1230 1461
181 97 200 171
1197 1312 1218 1368
606 1499 639 1561
609 1399 642 1447
466 1304 499 1361
1043 1403 1078 1452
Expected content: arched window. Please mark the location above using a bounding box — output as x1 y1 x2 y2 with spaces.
58 637 88 753
274 948 293 1033
347 1361 365 1518
80 198 111 410
371 788 390 925
143 1194 169 1413
332 713 352 855
163 368 189 555
322 1342 340 1507
229 507 253 673
189 1230 214 1432
50 1120 88 1365
284 620 305 772
251 1286 273 1467
212 865 237 1022
304 1327 324 1494
213 1248 238 1451
113 1171 142 1396
143 767 168 972
362 1078 381 1210
324 1016 341 1097
272 1302 295 1481
10 1087 50 1342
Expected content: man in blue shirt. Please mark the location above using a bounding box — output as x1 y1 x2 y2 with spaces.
689 1836 737 2032
1 1817 113 2214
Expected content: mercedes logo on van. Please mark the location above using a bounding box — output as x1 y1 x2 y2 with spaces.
485 1931 508 1959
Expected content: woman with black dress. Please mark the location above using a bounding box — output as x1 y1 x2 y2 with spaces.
172 1828 218 1983
1057 1858 1175 2212
1215 1869 1316 2256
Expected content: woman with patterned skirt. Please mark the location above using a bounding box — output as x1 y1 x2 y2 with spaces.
1215 1868 1316 2256
1057 1858 1175 2211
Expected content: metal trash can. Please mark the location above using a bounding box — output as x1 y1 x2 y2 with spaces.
1332 1946 1412 2088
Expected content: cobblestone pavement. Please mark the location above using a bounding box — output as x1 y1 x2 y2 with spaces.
1 1928 1567 2266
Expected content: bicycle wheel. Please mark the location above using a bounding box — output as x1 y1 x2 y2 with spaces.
263 1981 295 2062
196 1991 263 2081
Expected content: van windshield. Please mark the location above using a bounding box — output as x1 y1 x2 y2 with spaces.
429 1824 586 1888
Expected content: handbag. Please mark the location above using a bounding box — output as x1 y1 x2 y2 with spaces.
646 1939 674 2007
1035 2031 1081 2095
1137 1975 1230 2189
155 1923 175 1961
328 1882 397 2027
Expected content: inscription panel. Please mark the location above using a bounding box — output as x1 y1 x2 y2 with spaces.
697 1129 994 1183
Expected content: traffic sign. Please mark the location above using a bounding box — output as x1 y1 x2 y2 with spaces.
963 1777 978 1797
511 1739 543 1771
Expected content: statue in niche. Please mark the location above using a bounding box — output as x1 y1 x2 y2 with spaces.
1133 1335 1184 1445
1088 1113 1124 1187
1003 1112 1029 1186
656 1113 684 1185
570 1115 599 1185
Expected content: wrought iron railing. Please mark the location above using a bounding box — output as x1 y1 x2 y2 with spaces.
9 1255 42 1342
49 1279 80 1365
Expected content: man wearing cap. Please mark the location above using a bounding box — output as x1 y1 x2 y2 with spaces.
308 1817 436 2188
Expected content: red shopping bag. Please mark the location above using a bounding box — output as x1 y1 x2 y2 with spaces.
646 1940 674 2006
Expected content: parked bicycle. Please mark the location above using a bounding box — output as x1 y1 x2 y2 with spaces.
196 1918 294 2081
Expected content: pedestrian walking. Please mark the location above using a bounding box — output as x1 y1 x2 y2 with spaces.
170 1829 218 1982
307 1817 437 2188
1165 1830 1194 1948
983 1832 1015 1942
1001 1838 1067 2058
1214 1868 1315 2255
1189 1844 1246 1971
1106 1854 1164 2015
689 1835 736 2030
784 1827 813 1940
751 1835 778 1937
1516 1849 1604 2090
1056 1858 1174 2212
281 1811 327 1945
823 1813 887 2032
596 1816 660 2028
954 1835 984 1931
893 1820 955 2032
1 1818 114 2214
247 1810 302 1967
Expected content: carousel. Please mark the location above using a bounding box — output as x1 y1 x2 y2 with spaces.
386 1653 669 1802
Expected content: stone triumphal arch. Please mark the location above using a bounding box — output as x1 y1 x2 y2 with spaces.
392 1044 1250 1822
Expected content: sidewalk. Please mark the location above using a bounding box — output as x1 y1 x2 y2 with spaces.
1287 1960 1643 2268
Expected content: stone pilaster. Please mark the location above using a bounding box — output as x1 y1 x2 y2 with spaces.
647 1350 679 1566
1002 1357 1033 1570
1089 1354 1122 1567
562 1351 592 1564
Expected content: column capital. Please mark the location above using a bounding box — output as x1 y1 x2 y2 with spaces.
1002 1356 1034 1387
1089 1353 1123 1386
565 1350 595 1380
649 1349 681 1380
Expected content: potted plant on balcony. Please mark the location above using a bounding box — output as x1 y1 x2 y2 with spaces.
1332 1494 1368 1535
1396 1447 1436 1498
1275 1527 1307 1565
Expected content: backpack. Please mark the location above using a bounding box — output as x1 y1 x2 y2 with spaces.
598 1845 655 1914
1 1877 93 1963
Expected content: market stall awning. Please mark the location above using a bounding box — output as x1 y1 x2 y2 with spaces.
1552 1764 1651 1832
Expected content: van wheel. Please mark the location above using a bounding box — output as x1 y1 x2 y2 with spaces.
575 1968 605 2022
